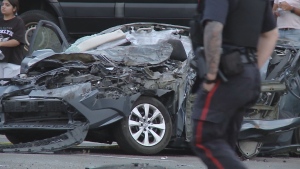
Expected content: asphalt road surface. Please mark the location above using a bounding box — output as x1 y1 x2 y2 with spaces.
0 135 299 169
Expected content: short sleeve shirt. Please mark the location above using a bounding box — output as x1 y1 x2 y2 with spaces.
0 16 26 65
202 0 276 33
274 0 300 29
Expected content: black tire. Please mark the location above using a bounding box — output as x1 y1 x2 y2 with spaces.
5 132 42 144
20 10 58 45
5 133 29 144
114 96 172 155
5 131 61 144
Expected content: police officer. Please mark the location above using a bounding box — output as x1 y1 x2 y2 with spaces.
190 0 278 168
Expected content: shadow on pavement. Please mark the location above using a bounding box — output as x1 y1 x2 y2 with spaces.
58 146 194 157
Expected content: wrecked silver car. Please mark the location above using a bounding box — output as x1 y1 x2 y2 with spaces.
0 21 194 155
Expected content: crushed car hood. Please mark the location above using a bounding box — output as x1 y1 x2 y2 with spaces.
21 22 192 73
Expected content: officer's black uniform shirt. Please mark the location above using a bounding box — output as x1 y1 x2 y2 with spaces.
201 0 276 34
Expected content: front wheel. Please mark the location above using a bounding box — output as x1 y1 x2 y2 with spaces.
114 96 172 155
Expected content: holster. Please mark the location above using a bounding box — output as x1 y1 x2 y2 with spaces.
190 47 206 94
190 47 207 79
220 50 244 76
189 14 204 50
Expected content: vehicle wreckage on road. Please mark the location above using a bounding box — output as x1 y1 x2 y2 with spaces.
238 39 300 158
0 21 194 155
0 21 299 158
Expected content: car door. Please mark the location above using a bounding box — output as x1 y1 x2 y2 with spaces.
28 20 69 55
58 0 123 37
123 0 197 26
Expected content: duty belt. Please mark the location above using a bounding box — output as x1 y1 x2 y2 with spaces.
240 54 256 64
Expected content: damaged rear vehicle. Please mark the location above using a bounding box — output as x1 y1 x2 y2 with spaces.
0 21 194 155
237 39 300 158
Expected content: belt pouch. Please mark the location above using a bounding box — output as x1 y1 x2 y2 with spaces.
220 51 244 76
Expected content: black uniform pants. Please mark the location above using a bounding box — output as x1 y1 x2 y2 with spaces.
191 64 261 169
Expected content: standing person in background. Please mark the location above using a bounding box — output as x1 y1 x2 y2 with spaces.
189 0 278 168
273 0 300 42
0 0 25 80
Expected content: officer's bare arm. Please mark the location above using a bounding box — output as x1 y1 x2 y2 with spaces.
256 28 279 69
203 21 223 80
